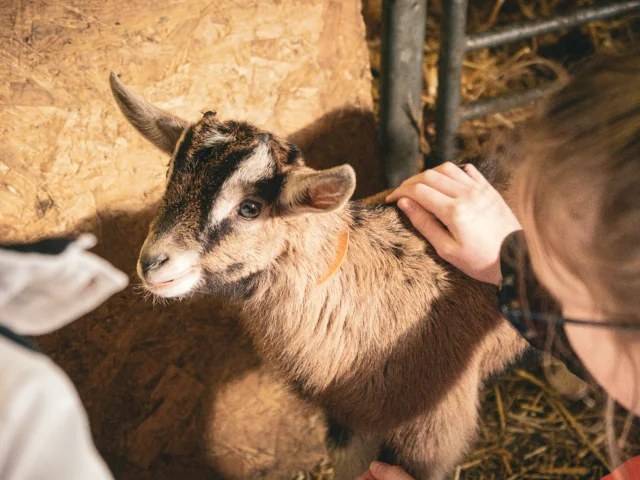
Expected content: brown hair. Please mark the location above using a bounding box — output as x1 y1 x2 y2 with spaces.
512 48 640 323
508 48 640 471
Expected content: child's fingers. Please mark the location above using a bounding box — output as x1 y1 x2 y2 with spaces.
354 471 377 480
369 461 415 480
392 169 466 198
432 161 475 186
461 163 490 185
386 184 452 222
397 198 456 258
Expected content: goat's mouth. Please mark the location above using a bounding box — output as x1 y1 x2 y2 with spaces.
144 268 201 298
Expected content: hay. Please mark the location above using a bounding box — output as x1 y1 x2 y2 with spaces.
300 1 639 479
300 363 640 480
462 365 639 479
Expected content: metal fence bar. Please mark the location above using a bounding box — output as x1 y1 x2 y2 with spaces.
432 0 468 167
432 0 640 165
379 0 428 188
460 82 564 122
466 0 640 51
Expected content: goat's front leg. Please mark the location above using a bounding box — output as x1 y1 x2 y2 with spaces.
391 373 482 480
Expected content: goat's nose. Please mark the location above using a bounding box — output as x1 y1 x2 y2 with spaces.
140 253 169 275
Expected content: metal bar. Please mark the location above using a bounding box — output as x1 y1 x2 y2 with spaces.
460 82 565 122
379 0 428 188
432 0 468 166
466 1 640 51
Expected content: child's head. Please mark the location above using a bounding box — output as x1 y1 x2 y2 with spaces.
510 49 640 414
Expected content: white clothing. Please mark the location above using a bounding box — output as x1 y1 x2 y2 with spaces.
0 234 128 336
0 234 128 479
0 338 113 480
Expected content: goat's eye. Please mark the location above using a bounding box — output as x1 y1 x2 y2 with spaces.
238 200 261 219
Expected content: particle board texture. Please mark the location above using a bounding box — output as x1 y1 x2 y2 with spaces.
0 0 383 478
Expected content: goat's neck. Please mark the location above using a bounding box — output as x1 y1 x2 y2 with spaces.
293 211 352 286
238 203 441 388
241 208 355 309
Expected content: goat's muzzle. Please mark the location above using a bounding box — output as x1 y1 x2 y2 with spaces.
137 241 201 298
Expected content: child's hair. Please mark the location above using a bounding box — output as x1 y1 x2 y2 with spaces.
514 48 640 325
508 48 639 471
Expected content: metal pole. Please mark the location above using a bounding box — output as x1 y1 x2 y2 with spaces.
466 0 640 51
379 0 428 188
432 0 468 166
460 82 565 122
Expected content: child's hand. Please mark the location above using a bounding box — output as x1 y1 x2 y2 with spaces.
355 462 414 480
386 162 521 286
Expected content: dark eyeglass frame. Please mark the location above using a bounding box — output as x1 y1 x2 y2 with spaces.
499 280 640 331
498 232 640 332
497 231 640 383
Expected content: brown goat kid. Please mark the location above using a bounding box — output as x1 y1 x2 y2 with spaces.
110 73 527 480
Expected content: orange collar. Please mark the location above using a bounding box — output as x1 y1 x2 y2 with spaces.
317 230 349 286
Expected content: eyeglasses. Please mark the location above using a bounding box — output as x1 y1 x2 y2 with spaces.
497 231 640 383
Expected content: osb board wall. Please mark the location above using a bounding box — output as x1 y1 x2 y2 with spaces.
0 0 383 478
0 0 381 241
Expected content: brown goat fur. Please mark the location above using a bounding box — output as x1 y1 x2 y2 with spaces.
110 73 527 479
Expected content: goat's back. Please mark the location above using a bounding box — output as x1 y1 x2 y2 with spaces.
265 199 526 432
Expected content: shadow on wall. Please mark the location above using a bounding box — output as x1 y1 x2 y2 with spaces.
34 107 385 480
289 107 383 200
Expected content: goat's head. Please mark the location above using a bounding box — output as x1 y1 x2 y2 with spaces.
109 73 356 298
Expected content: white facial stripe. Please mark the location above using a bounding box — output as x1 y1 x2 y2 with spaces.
209 189 242 224
203 132 233 146
232 143 274 184
208 143 275 224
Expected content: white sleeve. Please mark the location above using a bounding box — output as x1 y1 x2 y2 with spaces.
0 338 114 480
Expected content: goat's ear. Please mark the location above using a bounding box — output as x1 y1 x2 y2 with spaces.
109 72 189 155
280 164 356 215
